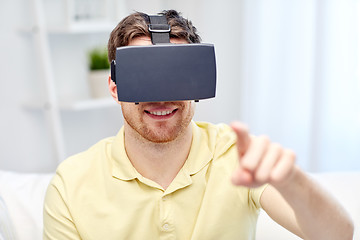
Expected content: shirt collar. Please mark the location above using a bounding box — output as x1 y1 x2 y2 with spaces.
111 127 138 181
111 121 213 182
182 121 213 175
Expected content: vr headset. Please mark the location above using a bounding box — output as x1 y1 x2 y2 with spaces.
111 15 217 103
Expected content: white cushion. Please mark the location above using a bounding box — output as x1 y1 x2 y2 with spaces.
0 170 53 240
0 196 16 240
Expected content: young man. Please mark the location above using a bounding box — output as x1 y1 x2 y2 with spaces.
43 10 354 239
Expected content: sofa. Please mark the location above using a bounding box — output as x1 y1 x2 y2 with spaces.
0 169 358 240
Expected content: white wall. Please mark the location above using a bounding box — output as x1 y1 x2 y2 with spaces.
0 0 124 172
0 0 53 172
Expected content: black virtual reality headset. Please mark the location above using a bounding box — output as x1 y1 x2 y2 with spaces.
110 15 217 103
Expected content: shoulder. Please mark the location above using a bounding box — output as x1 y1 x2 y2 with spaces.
59 136 114 169
194 121 237 157
194 121 235 140
53 136 115 186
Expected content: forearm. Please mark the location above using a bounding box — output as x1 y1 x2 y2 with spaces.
230 123 354 239
273 167 354 240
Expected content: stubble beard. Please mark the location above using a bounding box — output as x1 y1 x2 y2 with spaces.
123 102 194 144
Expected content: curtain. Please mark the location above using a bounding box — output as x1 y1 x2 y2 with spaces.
239 0 360 171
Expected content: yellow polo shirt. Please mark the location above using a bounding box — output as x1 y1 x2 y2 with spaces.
44 121 267 240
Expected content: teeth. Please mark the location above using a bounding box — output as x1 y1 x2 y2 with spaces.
149 110 172 116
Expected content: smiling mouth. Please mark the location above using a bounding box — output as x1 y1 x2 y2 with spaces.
144 109 178 116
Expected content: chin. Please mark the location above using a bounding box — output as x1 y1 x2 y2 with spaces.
143 129 179 143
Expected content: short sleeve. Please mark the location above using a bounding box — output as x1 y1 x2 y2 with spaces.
249 184 268 209
43 175 81 240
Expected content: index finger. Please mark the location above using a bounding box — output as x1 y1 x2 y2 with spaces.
230 121 250 156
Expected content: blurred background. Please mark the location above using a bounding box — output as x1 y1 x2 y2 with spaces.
0 0 359 173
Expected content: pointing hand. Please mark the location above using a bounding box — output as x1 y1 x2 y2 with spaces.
230 122 296 188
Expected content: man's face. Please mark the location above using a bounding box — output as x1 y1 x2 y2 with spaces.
120 37 195 143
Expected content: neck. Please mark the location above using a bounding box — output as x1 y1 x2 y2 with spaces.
124 122 193 189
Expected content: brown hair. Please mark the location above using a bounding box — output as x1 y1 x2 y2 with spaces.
107 10 201 62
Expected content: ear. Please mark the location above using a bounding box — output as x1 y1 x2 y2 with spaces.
108 75 119 103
